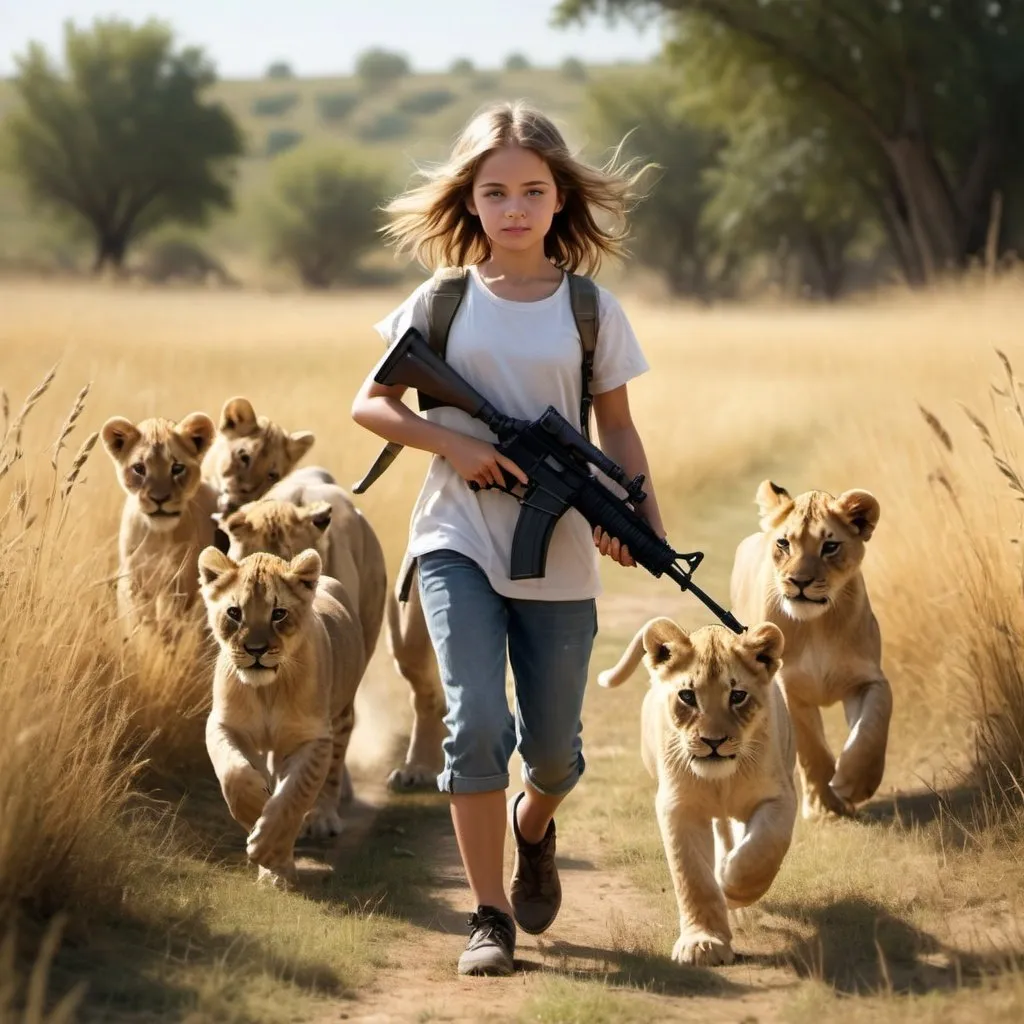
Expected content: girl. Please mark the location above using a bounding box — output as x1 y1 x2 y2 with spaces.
351 100 666 977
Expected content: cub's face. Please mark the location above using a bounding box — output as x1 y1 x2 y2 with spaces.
221 499 332 564
643 619 785 781
210 397 315 514
197 547 321 687
754 480 881 622
102 413 215 533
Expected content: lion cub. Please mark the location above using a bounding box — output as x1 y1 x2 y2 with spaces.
198 547 367 889
101 412 218 636
730 480 892 819
202 397 320 514
600 617 795 967
217 474 386 665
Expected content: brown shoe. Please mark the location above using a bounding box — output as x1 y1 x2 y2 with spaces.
509 791 561 935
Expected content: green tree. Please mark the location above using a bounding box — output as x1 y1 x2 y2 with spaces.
450 57 475 75
504 53 532 71
262 145 386 289
586 69 727 299
265 60 294 79
557 0 1024 283
354 48 411 90
3 18 243 273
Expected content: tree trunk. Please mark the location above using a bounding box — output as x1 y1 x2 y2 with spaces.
883 136 962 282
92 232 128 274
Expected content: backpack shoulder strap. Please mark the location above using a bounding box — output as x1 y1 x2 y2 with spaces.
427 266 469 357
420 266 469 411
567 273 599 440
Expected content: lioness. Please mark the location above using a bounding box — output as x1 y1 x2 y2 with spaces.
600 617 794 967
731 479 892 819
101 412 218 636
218 474 387 666
203 396 319 514
198 547 366 889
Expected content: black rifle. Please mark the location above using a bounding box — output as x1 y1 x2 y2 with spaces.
370 327 745 634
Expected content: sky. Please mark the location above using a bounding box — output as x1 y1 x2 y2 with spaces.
0 1 666 78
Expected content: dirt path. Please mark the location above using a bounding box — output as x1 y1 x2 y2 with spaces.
312 662 798 1024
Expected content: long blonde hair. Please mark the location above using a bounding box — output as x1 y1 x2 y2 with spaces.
381 100 651 276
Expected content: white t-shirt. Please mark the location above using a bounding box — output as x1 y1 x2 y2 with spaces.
373 265 650 601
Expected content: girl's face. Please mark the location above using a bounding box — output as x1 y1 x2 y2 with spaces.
467 146 563 256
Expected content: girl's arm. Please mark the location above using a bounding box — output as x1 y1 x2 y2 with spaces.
351 374 527 491
591 384 667 567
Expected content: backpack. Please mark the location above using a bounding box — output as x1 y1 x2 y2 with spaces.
352 265 600 494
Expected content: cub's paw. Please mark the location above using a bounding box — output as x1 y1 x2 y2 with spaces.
256 863 296 891
300 805 343 840
387 763 440 793
246 815 293 868
672 933 734 967
802 786 856 821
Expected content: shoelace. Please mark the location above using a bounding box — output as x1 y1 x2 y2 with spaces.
466 909 514 949
518 835 556 894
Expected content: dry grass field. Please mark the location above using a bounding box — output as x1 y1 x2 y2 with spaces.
2 272 1024 1023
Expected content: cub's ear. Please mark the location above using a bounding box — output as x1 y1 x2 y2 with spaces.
285 430 315 466
222 509 253 536
219 397 258 437
288 548 322 592
738 622 785 675
101 417 141 460
176 412 216 458
198 546 238 587
303 500 332 533
755 479 793 531
832 489 880 541
641 617 692 670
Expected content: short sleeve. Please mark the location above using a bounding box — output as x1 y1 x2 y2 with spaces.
373 278 432 347
588 287 650 394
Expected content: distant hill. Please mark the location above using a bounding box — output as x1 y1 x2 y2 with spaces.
0 61 648 276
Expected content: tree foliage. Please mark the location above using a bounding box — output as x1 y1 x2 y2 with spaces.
585 69 727 299
3 18 242 272
354 48 411 89
261 145 386 289
558 0 1024 286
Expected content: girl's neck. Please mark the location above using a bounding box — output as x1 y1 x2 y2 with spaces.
478 248 561 285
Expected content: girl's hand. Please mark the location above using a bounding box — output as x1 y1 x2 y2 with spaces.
442 434 528 491
593 526 636 568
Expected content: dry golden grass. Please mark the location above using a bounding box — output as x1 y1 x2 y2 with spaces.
3 271 1024 1020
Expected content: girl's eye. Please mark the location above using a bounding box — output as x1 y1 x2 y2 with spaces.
677 689 697 707
271 608 287 623
171 463 185 476
730 690 749 707
132 462 146 476
226 606 242 622
822 541 841 556
266 471 280 483
776 538 790 551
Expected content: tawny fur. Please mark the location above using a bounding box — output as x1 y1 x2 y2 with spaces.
219 474 387 666
101 412 218 639
730 479 892 820
202 396 318 514
601 617 795 967
199 547 367 889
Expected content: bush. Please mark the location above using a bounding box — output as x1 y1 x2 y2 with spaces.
266 128 303 157
355 111 411 142
504 53 530 71
315 90 360 122
354 48 410 89
396 88 456 117
261 145 387 289
251 92 299 117
471 73 500 92
560 56 587 82
265 61 294 79
450 57 475 75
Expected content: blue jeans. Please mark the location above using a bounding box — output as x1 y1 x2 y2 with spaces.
416 549 598 797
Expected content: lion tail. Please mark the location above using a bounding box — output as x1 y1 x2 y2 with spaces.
597 624 649 689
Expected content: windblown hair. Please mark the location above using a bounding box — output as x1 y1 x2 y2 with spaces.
381 100 652 275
